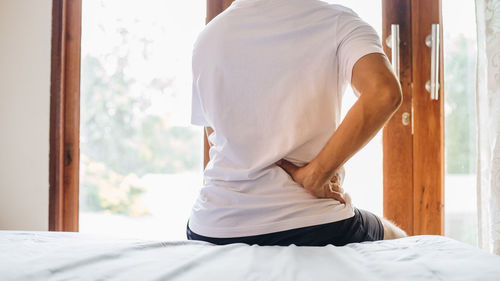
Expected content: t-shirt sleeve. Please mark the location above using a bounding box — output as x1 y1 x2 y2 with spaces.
336 10 386 89
190 76 210 127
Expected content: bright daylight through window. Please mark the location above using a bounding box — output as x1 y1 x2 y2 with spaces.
79 0 479 245
79 0 206 240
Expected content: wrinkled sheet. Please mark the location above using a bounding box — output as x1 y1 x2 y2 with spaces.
1 231 499 281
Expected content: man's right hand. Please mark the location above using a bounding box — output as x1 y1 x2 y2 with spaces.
276 159 346 203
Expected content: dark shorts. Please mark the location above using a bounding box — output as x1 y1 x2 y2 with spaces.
186 208 384 246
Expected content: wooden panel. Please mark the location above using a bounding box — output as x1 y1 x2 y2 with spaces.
204 133 210 169
222 0 234 10
382 0 414 235
206 0 233 24
49 0 64 231
49 0 82 232
206 0 222 23
411 0 444 235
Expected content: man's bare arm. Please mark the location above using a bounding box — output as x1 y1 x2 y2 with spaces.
277 53 402 200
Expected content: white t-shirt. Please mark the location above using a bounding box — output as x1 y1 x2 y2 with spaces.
189 0 385 238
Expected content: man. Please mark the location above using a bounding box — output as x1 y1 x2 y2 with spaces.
187 0 407 246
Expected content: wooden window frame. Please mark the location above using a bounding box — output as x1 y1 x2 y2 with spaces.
49 0 82 231
49 0 444 235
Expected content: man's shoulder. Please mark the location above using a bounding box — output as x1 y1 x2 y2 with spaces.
192 1 363 53
192 4 238 51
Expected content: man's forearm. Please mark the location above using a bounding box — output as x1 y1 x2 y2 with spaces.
310 87 401 178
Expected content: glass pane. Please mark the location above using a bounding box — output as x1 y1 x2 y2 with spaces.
79 0 206 240
443 0 478 246
325 0 383 217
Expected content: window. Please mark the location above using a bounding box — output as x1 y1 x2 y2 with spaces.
79 0 206 240
443 0 478 246
51 0 449 238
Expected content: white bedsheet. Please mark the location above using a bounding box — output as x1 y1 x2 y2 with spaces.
0 231 499 280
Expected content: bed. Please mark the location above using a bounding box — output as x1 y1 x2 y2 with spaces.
1 231 499 280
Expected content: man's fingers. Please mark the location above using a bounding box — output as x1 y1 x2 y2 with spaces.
328 190 346 204
326 182 345 203
276 159 299 178
328 181 344 194
276 160 346 204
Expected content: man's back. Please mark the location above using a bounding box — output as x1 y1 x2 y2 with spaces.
189 0 385 238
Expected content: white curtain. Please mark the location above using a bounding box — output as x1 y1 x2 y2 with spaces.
475 0 500 254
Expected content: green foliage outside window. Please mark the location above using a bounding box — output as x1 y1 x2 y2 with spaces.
444 35 477 174
80 21 201 216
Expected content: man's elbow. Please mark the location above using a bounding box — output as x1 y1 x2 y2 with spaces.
380 84 403 112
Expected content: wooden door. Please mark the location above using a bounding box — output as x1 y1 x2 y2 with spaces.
382 0 415 234
410 0 444 235
383 0 444 235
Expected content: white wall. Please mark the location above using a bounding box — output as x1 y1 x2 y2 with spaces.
0 0 52 230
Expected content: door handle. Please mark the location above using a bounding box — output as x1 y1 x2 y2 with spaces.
386 24 410 129
385 24 400 80
425 24 440 100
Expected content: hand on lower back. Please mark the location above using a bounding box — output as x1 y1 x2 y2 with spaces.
276 159 346 203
